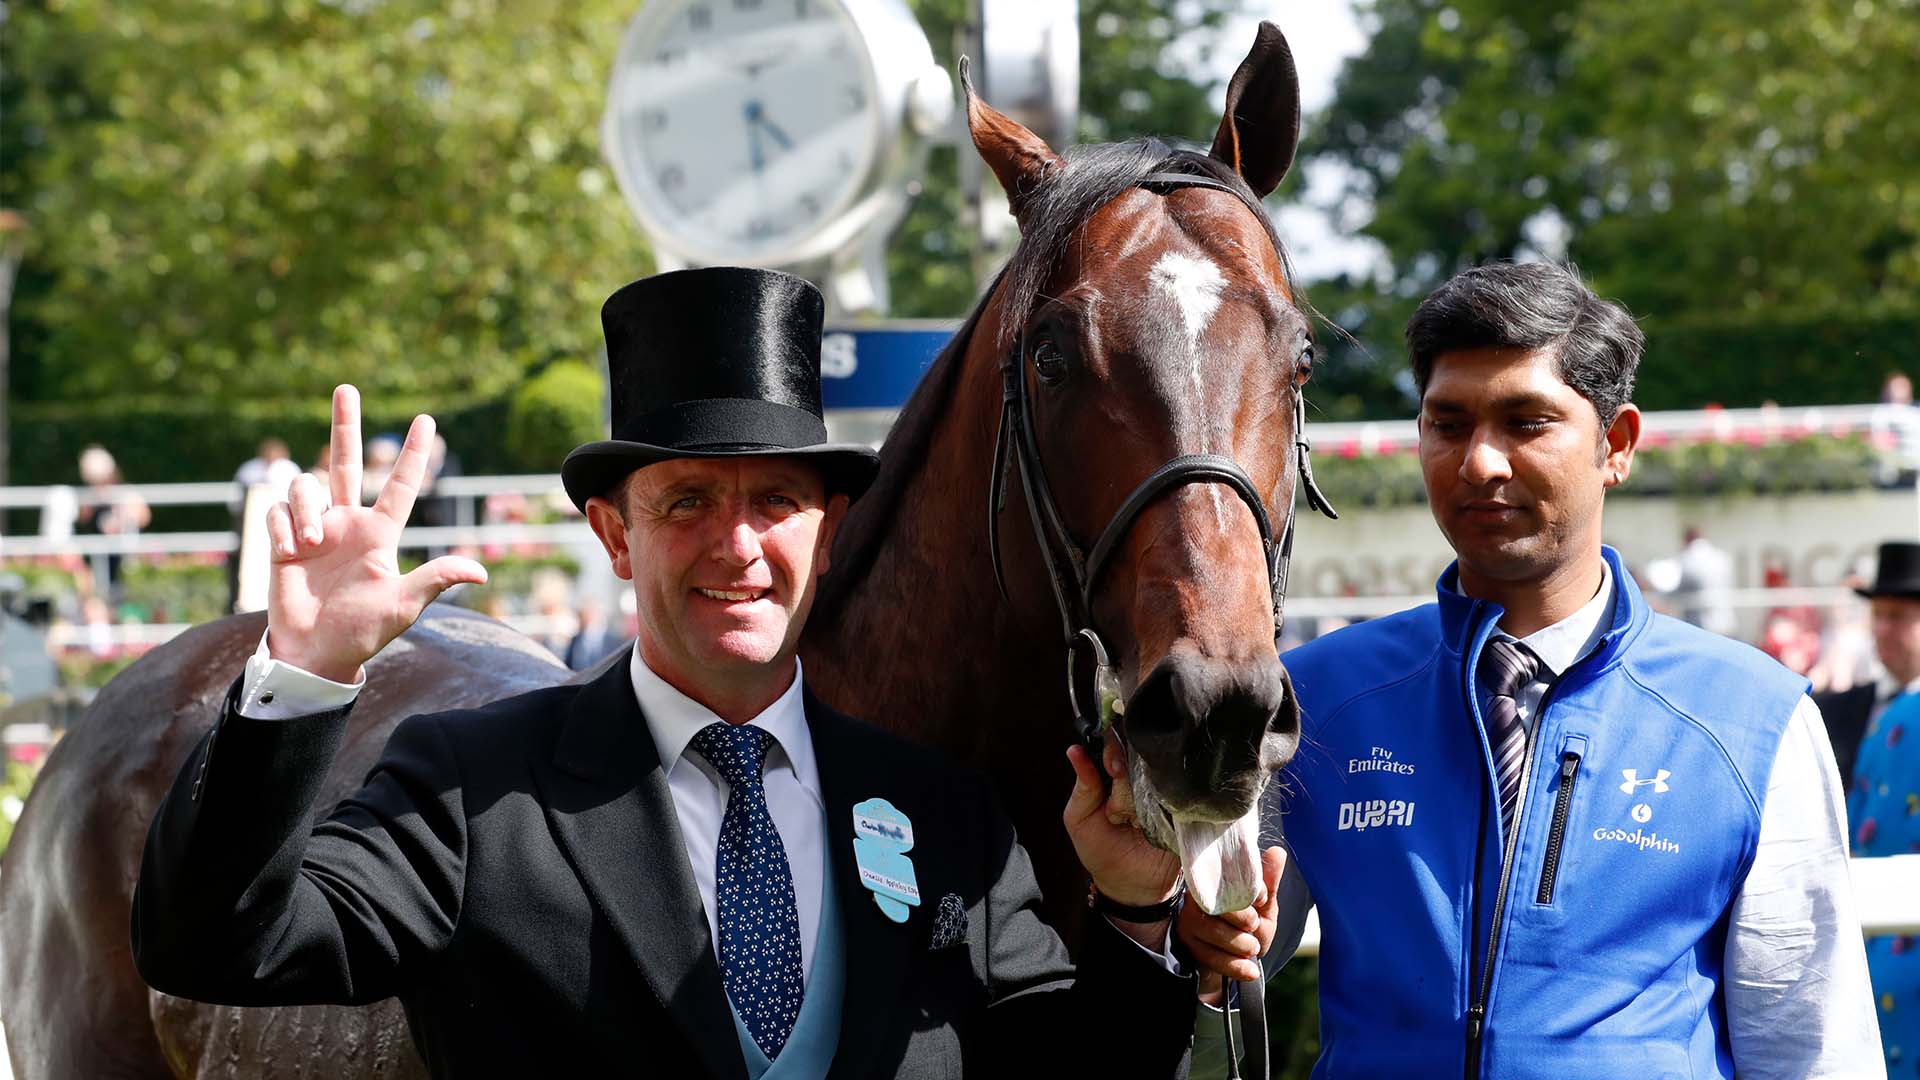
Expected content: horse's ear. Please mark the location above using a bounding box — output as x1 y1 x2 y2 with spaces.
1207 21 1301 199
961 56 1065 222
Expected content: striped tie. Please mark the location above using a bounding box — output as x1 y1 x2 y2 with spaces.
1480 639 1542 838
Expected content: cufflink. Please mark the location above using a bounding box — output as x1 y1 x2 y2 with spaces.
929 893 967 950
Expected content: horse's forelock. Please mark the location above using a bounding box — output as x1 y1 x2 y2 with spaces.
997 142 1301 353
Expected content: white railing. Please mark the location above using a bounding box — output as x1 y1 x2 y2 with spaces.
1307 402 1914 456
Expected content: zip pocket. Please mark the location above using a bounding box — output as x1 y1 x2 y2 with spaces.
1535 734 1587 905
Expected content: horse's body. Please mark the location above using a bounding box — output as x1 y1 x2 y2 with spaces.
1 23 1318 1077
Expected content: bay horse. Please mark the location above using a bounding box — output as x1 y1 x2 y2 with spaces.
0 22 1323 1078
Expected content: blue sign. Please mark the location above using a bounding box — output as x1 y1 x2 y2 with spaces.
819 322 958 410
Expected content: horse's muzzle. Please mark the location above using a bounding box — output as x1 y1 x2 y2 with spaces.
1122 649 1297 820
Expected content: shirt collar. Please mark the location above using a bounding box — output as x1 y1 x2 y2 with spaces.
1874 670 1920 702
629 647 821 797
1459 559 1616 679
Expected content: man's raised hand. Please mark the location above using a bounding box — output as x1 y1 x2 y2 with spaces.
263 385 487 683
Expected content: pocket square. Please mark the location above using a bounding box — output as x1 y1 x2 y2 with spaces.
929 892 968 950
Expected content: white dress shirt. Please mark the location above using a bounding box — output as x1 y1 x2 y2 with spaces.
237 637 830 985
628 649 827 984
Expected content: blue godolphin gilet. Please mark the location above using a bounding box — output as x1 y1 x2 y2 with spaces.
1274 546 1806 1079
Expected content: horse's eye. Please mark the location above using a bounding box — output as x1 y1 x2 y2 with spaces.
1032 338 1069 384
1297 342 1316 382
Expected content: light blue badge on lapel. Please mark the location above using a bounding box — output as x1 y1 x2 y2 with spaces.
852 797 919 924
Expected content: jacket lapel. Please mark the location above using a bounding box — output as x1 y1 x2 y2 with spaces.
533 653 747 1080
807 692 918 1080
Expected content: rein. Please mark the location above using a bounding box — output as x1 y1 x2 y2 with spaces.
984 165 1337 1080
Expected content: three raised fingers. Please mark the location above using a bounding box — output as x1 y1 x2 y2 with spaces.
329 385 363 510
372 414 437 525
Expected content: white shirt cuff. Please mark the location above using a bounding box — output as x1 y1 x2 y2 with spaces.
1105 914 1183 975
238 631 364 719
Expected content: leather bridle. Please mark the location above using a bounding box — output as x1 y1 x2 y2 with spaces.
987 167 1338 755
984 166 1338 1080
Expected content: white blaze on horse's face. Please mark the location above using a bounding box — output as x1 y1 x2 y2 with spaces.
1149 251 1227 363
1147 250 1233 531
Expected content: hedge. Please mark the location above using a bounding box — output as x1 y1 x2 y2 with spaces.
1607 306 1920 412
1309 435 1885 508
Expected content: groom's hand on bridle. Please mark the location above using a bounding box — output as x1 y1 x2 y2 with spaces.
1180 845 1283 994
263 384 488 683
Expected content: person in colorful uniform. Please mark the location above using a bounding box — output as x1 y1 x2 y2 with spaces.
133 268 1199 1078
1821 541 1920 790
1181 261 1881 1078
1849 550 1920 1071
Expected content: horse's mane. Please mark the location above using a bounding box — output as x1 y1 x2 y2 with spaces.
816 139 1298 617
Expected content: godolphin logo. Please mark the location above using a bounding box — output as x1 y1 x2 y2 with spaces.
1619 768 1671 795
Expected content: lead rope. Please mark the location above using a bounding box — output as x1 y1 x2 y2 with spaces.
1226 392 1334 1080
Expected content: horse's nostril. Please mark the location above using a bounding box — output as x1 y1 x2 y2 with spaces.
1122 663 1185 747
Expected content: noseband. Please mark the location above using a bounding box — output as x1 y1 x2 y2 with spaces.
987 167 1339 754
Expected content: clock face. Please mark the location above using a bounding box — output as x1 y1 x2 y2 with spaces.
609 0 883 263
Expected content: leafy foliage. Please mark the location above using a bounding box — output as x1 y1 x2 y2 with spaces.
506 360 604 472
4 0 1258 468
2 0 653 407
1301 0 1920 415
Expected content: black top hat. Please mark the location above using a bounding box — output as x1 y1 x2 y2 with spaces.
1856 541 1920 599
561 267 880 511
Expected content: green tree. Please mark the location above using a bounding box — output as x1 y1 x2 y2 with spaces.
2 0 652 407
1302 0 1920 412
2 0 1251 466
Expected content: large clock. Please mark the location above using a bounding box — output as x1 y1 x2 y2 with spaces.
602 0 951 279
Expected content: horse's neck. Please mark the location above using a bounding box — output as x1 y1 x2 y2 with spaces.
806 329 1052 758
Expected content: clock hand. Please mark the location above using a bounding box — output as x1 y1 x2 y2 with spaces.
743 100 794 156
757 115 794 152
744 102 767 173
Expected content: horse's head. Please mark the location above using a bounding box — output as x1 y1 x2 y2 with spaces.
968 23 1323 914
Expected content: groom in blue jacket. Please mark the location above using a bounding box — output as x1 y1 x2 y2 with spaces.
1183 262 1880 1078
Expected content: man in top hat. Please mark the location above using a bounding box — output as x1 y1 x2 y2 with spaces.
134 267 1198 1078
1815 540 1920 785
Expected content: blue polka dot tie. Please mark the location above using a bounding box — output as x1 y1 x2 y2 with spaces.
689 722 804 1059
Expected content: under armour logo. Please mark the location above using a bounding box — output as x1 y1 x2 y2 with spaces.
1619 769 1671 794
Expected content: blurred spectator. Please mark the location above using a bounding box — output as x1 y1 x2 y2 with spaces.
73 445 150 601
229 438 304 610
417 434 464 529
1760 612 1821 676
1882 372 1914 406
231 438 303 510
1816 541 1920 787
80 596 116 659
564 597 627 671
1671 527 1736 636
361 434 402 506
528 569 577 658
1872 371 1920 481
1846 682 1920 1069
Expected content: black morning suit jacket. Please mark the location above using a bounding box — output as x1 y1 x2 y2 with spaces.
132 654 1196 1078
1813 682 1875 789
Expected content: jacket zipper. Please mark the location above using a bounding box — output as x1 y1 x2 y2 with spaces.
1463 713 1537 1080
1465 674 1583 1079
1534 750 1582 904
